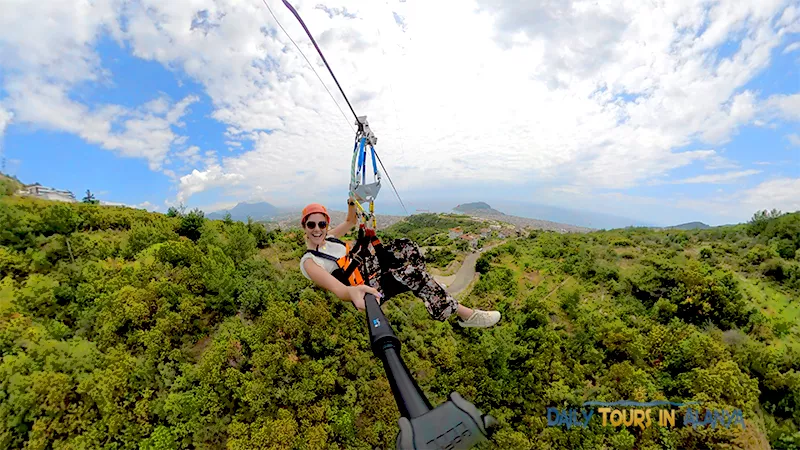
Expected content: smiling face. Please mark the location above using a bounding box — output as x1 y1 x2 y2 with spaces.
303 212 329 247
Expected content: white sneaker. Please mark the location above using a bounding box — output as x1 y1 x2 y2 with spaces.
458 310 501 328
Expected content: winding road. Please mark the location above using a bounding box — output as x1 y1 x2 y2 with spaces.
433 241 505 296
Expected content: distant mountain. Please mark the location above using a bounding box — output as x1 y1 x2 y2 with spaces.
487 201 655 230
454 202 503 215
207 202 280 222
666 221 711 230
452 202 593 233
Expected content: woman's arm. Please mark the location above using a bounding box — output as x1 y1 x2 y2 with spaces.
304 258 350 300
329 199 358 238
303 258 381 309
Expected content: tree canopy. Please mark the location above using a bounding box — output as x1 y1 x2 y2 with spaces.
1 191 798 449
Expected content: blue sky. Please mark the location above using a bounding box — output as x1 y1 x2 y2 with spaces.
0 0 798 229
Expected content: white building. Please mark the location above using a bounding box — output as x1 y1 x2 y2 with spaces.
17 184 77 203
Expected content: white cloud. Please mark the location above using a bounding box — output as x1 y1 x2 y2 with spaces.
0 0 195 170
5 78 198 169
136 201 160 212
741 178 800 213
175 146 203 165
157 0 795 201
788 134 800 146
99 200 127 207
764 93 800 121
705 154 741 170
784 42 800 54
98 199 160 212
0 0 798 214
195 200 240 215
0 106 12 147
0 0 122 85
177 162 245 204
672 169 762 184
670 177 800 218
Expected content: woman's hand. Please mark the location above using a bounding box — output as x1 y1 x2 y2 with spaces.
347 284 382 311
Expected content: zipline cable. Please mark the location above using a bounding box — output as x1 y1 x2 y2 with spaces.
260 0 354 133
260 0 409 215
278 0 359 123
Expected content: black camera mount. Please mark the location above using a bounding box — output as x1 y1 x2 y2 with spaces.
363 293 497 449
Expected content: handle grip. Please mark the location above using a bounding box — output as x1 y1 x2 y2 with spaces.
362 294 498 449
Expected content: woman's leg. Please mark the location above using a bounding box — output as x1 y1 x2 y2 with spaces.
386 238 501 327
385 238 459 321
361 251 384 295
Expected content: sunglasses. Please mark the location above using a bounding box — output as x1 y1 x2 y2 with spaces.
305 221 328 230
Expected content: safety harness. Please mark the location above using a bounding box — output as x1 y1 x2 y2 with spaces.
304 236 366 286
304 226 409 299
302 115 410 299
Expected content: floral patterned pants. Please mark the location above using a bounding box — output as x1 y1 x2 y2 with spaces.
361 238 459 321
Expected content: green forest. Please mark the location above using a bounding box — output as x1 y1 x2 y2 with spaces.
1 185 799 449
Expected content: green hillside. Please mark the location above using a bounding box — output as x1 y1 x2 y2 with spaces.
667 221 711 230
1 191 798 449
0 172 23 196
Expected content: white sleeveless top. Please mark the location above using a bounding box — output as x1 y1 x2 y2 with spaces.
299 238 348 280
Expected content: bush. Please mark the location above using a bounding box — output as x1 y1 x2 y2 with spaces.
0 175 22 196
153 239 203 268
1 197 797 450
0 247 28 278
652 297 678 323
627 257 679 307
772 238 798 260
611 238 633 247
745 245 776 266
123 220 179 258
225 222 257 266
475 252 491 274
423 247 456 268
14 273 60 318
247 219 273 248
473 265 516 297
41 204 81 236
627 257 750 329
761 259 788 282
748 209 784 236
178 208 205 241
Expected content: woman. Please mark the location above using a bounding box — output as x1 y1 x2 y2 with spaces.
299 200 501 328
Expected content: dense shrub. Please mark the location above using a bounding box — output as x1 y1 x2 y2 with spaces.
1 195 798 450
178 208 205 241
424 247 456 268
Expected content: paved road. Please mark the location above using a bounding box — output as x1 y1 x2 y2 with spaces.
434 241 505 295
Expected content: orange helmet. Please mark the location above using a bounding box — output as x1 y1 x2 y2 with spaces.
301 203 330 225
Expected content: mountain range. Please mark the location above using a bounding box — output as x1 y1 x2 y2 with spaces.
453 202 593 233
206 202 283 222
664 221 711 230
206 200 709 232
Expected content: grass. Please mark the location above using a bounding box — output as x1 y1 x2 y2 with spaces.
737 273 800 344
